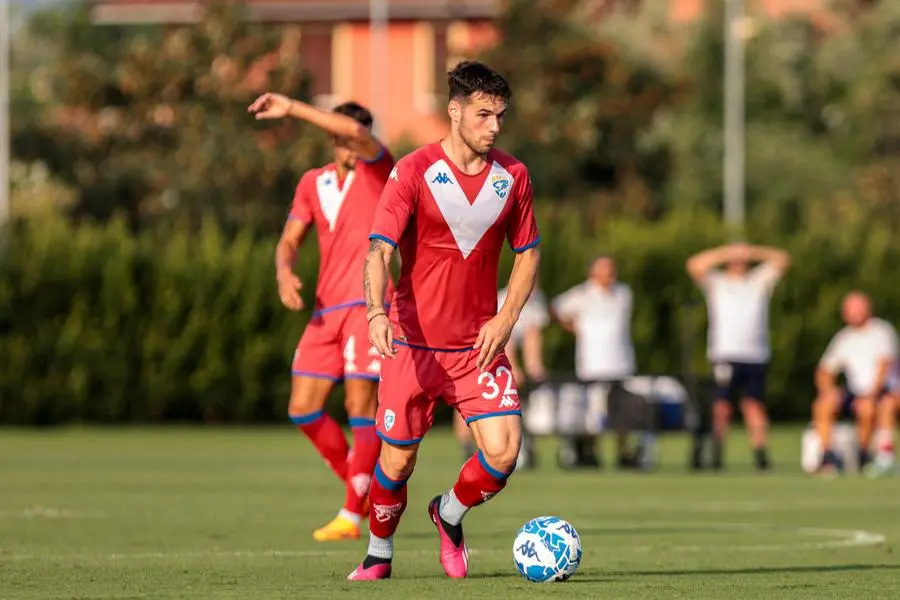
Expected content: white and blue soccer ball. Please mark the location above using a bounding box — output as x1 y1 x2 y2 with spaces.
512 516 582 582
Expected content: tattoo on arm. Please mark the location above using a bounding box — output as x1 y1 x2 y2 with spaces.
364 239 389 312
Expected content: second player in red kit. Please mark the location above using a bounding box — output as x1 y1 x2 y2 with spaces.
248 93 394 542
349 61 541 581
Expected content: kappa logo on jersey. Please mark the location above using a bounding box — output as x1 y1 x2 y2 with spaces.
383 409 396 432
389 165 399 181
491 174 511 199
432 172 453 185
373 502 404 523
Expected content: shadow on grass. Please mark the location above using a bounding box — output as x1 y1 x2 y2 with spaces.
595 563 900 579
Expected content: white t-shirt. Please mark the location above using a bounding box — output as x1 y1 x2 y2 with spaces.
702 264 780 363
497 288 549 344
552 281 635 381
819 318 899 396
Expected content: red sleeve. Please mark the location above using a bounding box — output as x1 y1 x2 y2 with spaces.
288 174 314 224
358 146 395 183
506 168 541 252
370 162 416 247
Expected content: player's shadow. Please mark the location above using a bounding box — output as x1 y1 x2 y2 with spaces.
605 564 900 578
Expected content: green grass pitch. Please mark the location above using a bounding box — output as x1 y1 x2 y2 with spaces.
2 426 899 599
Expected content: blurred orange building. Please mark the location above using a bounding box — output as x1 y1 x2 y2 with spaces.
90 0 839 144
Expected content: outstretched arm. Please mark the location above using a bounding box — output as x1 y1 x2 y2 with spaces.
248 93 383 161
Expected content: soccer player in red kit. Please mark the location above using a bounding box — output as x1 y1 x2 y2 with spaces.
348 61 541 580
248 94 394 541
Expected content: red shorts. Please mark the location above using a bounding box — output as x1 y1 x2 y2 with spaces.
291 303 381 382
376 343 522 445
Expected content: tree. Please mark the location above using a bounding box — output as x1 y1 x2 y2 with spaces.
11 1 331 232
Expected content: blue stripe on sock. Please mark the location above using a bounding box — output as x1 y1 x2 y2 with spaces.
477 450 511 481
289 411 324 426
349 417 376 428
374 463 407 491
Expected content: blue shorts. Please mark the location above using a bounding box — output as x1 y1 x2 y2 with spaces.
713 361 768 404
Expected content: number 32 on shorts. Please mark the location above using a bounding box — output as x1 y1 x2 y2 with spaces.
478 366 518 406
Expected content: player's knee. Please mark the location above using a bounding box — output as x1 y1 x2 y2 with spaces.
379 443 418 480
812 396 834 420
288 385 326 416
855 398 875 421
713 400 731 421
343 380 377 417
478 430 521 475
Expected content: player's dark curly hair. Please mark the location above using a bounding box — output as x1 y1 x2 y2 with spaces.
448 61 512 103
333 101 374 129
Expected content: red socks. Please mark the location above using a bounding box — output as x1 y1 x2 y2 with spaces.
290 411 349 481
344 418 382 515
368 463 408 539
452 450 510 508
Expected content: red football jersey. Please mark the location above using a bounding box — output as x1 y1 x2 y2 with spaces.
370 143 540 349
290 149 395 312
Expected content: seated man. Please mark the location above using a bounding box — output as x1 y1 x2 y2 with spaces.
814 291 898 477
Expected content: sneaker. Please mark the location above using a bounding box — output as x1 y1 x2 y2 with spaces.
347 560 392 581
427 496 468 578
313 515 360 542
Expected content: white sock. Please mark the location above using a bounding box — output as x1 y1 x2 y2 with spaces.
438 489 469 526
367 533 393 560
338 508 362 526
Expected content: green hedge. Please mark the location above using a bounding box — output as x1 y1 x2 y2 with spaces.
2 208 898 424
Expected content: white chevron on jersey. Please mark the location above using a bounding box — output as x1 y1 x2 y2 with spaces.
424 160 514 259
316 169 356 231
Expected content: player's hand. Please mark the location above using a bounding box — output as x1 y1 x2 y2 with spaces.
248 93 293 120
368 313 395 358
474 313 515 372
277 271 304 311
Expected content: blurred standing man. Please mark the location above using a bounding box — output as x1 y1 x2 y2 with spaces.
814 291 898 477
453 288 549 468
249 94 394 541
552 255 639 468
687 243 790 472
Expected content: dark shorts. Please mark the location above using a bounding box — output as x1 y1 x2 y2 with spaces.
713 361 768 404
838 388 891 421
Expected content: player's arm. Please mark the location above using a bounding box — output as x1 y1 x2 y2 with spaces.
816 336 842 396
685 244 738 285
276 180 314 311
248 93 383 161
868 328 898 397
550 288 579 334
364 238 394 320
366 162 416 357
747 245 791 278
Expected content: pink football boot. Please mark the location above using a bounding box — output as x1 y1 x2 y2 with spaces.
346 561 392 581
428 496 469 578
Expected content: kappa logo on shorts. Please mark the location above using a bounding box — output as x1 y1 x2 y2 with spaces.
480 490 496 502
373 502 404 523
383 409 396 432
499 395 518 409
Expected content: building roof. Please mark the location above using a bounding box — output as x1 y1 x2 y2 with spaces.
90 0 501 25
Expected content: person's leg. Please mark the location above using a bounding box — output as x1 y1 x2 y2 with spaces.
736 363 770 470
349 344 437 581
289 319 347 481
812 389 843 473
453 410 476 461
853 396 877 469
313 376 380 541
710 363 735 470
431 354 521 579
867 392 897 477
